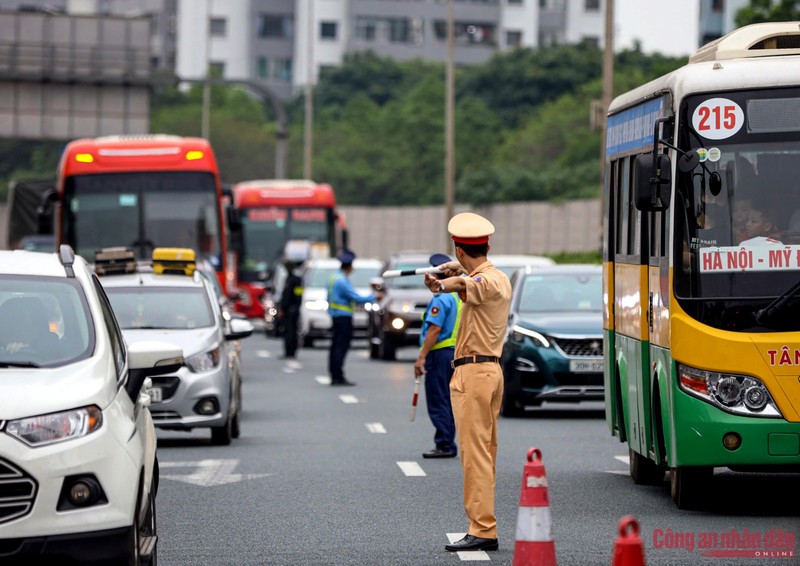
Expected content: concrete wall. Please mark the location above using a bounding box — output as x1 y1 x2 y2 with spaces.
0 198 602 255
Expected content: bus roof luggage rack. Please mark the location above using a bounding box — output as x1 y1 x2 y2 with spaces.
94 247 137 275
690 21 800 64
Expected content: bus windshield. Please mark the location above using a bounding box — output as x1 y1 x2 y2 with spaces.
63 171 221 264
675 90 800 331
240 207 332 274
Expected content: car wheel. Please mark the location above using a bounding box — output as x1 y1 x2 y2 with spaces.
670 466 712 510
128 485 157 566
211 412 233 446
500 387 526 417
369 341 380 359
629 447 665 485
302 334 314 348
231 385 242 439
379 329 396 361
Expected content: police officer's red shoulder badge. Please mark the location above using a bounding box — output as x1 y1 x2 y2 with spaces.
430 306 440 315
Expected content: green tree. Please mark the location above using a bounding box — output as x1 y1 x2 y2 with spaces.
735 0 800 27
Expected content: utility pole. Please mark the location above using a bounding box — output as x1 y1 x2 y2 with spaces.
303 0 314 181
444 0 455 249
201 0 211 140
601 0 614 167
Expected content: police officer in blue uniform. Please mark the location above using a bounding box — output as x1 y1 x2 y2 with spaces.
328 250 382 386
414 253 462 458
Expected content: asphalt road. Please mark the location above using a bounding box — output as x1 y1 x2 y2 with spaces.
155 331 799 565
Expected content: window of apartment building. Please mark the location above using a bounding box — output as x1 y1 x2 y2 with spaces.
434 21 496 46
256 57 268 79
355 16 378 41
209 17 227 37
582 35 599 47
584 0 600 11
320 21 338 40
538 29 561 47
506 30 523 48
712 0 724 13
259 13 293 39
271 58 292 82
354 16 415 44
210 61 225 78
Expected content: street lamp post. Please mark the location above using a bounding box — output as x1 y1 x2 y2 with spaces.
303 0 315 181
444 0 455 249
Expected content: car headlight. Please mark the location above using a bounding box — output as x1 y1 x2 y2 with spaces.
186 347 221 373
6 405 102 447
304 299 329 311
510 325 550 348
388 301 412 314
677 363 781 418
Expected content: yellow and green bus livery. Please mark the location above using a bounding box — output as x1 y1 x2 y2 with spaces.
603 22 800 509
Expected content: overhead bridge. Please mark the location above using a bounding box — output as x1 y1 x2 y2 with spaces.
0 10 152 140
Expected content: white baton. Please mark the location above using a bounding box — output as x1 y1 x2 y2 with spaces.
382 266 442 278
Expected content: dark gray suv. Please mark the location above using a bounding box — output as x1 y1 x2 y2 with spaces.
368 251 435 360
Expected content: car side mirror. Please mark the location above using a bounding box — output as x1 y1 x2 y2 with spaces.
126 341 184 402
225 317 254 341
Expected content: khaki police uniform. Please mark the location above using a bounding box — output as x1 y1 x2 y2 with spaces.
447 213 511 540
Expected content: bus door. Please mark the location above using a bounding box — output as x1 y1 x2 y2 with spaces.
613 154 650 458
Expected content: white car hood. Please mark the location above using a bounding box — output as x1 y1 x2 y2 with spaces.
0 355 118 420
122 327 220 359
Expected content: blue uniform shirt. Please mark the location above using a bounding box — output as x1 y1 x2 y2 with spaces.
327 273 376 318
420 292 461 349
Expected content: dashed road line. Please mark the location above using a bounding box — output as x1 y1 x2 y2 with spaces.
615 455 630 465
397 461 426 477
446 533 491 561
365 423 386 433
256 350 271 358
339 394 359 404
606 454 630 475
315 375 331 385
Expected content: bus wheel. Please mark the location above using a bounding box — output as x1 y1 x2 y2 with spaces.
629 448 664 485
670 466 712 510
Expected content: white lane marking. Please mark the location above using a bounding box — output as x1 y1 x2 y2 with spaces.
285 360 302 369
366 423 386 433
605 470 629 475
160 459 272 487
256 350 271 358
315 376 331 385
282 367 296 374
339 394 359 404
446 533 491 561
615 455 630 465
397 461 426 477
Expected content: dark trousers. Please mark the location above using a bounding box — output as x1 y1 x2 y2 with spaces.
329 316 353 382
283 308 299 357
425 347 457 454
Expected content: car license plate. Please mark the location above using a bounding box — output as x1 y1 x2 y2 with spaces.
149 387 163 403
569 359 603 373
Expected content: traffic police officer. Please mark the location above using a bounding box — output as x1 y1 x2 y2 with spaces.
327 250 382 386
423 212 511 553
279 260 304 359
415 253 462 459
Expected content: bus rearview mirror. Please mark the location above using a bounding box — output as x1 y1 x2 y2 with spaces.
634 153 672 212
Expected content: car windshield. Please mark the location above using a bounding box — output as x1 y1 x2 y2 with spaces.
307 266 379 289
386 262 429 289
105 287 214 330
0 275 94 368
517 272 602 313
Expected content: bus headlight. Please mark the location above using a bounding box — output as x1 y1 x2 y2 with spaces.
677 364 780 418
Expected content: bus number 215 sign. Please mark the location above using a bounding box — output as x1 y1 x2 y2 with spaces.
692 98 744 140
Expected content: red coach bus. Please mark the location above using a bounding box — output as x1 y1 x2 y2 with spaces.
50 135 237 293
232 179 348 318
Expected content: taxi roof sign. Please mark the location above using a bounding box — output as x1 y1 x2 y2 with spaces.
152 248 196 276
94 247 137 275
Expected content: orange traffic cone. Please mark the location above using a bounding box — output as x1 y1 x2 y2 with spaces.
612 516 646 566
512 448 557 566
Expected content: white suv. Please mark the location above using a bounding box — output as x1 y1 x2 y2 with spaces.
0 246 182 564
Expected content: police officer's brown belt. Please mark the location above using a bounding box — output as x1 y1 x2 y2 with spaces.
451 355 500 369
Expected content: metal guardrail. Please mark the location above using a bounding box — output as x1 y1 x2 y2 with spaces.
0 41 150 83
